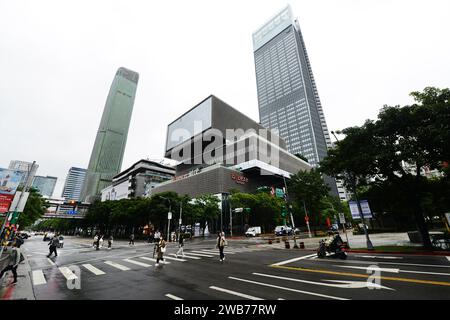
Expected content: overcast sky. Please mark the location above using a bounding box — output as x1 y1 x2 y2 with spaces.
1 0 449 197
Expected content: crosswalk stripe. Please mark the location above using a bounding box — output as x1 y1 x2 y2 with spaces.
170 253 200 260
59 267 78 280
82 264 105 275
186 251 215 257
47 258 55 266
166 293 183 300
200 249 235 255
229 276 349 300
104 261 131 271
446 256 450 262
209 286 264 300
140 257 170 264
32 270 46 286
124 259 151 267
164 256 187 262
271 253 317 266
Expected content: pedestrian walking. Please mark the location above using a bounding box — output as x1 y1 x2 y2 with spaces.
154 230 161 243
47 236 59 257
99 235 104 248
108 235 113 250
129 233 135 246
216 232 226 262
93 234 98 248
175 233 185 258
0 241 22 286
155 236 166 266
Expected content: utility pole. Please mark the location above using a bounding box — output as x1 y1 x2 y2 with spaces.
303 201 312 238
282 175 298 248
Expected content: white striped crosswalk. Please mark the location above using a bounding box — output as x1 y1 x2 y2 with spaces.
30 245 273 288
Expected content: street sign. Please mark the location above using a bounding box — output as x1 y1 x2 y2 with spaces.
67 210 77 215
275 188 284 198
349 200 372 219
338 212 346 224
168 212 172 220
304 215 309 222
234 208 243 213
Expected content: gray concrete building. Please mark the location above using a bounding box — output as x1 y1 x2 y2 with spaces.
153 95 311 198
101 159 175 201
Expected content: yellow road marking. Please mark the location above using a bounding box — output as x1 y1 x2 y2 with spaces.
270 265 450 287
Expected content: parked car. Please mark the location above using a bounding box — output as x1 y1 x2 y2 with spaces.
274 225 293 236
245 227 262 237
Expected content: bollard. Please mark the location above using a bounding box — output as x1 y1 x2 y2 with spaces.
268 239 273 244
285 240 290 249
300 242 305 249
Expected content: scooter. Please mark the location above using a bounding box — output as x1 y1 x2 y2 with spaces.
317 233 347 260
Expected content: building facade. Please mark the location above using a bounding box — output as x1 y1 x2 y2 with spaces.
153 95 311 198
8 160 39 187
81 67 139 203
31 175 57 197
101 159 175 201
253 5 342 198
61 167 87 202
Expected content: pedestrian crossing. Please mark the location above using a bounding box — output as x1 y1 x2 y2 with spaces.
31 245 271 288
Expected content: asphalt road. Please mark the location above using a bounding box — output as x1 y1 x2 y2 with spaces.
13 236 450 300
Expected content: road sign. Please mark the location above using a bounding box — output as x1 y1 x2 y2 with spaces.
67 210 77 215
304 215 309 222
275 188 284 198
339 212 346 224
349 200 372 219
234 208 243 213
10 191 30 213
168 212 172 220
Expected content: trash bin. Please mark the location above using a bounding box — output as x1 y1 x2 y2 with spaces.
285 241 290 249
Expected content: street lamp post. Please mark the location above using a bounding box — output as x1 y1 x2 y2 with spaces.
282 175 298 249
160 196 172 242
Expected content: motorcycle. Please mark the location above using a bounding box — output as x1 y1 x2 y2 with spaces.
317 233 347 260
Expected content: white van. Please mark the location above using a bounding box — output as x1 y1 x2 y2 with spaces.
245 227 261 237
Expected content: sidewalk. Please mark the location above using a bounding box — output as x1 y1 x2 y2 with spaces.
0 254 35 300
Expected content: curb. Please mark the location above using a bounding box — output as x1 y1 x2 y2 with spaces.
347 249 450 256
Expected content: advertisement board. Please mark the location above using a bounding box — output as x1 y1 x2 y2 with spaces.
0 168 24 213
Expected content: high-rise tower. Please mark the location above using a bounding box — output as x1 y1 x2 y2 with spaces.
253 5 341 197
81 67 139 203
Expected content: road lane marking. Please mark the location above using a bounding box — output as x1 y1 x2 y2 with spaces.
170 253 200 260
104 261 131 271
209 286 264 300
166 293 183 300
270 265 450 287
163 256 187 262
271 253 317 266
228 276 349 300
32 270 46 285
140 257 170 264
47 258 55 266
58 267 78 280
186 251 215 257
358 255 403 260
123 259 151 267
200 249 235 255
313 259 450 269
82 264 105 275
335 265 400 273
253 272 394 290
446 256 450 262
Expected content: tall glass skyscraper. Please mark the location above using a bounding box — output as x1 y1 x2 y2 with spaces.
81 67 139 203
62 167 87 201
31 175 57 197
253 5 341 197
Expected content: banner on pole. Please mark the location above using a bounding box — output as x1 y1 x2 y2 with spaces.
349 200 373 219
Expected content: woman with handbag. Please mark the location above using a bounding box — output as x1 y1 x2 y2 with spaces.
216 232 226 262
155 236 166 266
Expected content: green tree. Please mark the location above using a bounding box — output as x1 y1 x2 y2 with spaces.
321 87 450 248
17 187 49 228
287 169 330 234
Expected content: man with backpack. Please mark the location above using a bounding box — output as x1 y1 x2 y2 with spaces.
47 235 59 257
